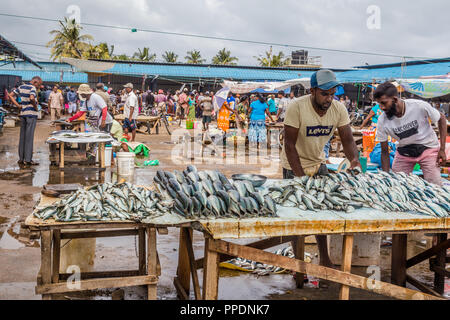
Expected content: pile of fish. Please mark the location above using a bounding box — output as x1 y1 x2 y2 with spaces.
268 170 450 217
153 165 277 219
224 246 313 276
34 182 170 222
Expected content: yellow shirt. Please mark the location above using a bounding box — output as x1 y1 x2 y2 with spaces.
280 95 350 170
110 120 123 141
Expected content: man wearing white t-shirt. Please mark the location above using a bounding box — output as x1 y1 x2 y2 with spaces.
374 82 447 186
123 83 138 142
68 84 113 132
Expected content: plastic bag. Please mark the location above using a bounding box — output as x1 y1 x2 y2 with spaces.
370 142 396 168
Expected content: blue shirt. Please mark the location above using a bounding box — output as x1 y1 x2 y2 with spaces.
267 98 277 113
371 104 383 124
67 91 77 103
250 100 268 121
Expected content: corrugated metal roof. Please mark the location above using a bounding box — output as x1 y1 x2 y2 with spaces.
0 69 87 83
1 59 449 84
337 61 450 83
102 62 314 81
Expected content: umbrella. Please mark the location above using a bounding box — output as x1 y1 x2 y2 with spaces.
213 86 230 114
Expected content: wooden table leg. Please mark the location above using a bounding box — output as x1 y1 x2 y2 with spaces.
138 228 146 275
339 235 354 300
175 227 192 299
185 229 201 300
147 227 157 300
433 233 448 294
99 143 105 168
391 234 407 287
40 230 52 300
292 236 305 288
52 230 61 284
202 236 219 300
59 142 64 169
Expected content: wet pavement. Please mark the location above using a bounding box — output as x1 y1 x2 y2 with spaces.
0 119 448 300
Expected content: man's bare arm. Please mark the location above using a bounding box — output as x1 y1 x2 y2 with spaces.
8 92 21 109
437 113 447 165
337 124 361 168
284 125 305 177
380 141 390 172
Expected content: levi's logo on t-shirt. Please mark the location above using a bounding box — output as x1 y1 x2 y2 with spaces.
306 125 333 137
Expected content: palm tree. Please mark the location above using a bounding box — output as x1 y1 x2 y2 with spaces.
162 51 178 63
82 42 112 60
185 50 205 64
113 54 130 61
212 48 238 65
47 17 94 61
255 46 291 67
133 47 156 62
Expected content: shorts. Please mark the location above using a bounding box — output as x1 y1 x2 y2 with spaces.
202 115 212 124
123 118 137 131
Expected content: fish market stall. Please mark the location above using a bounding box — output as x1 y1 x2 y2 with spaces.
26 166 449 300
24 183 184 300
154 167 449 301
114 114 161 135
46 131 114 169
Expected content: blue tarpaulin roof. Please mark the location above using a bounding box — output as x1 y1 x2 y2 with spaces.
337 61 450 83
100 61 314 81
0 58 449 85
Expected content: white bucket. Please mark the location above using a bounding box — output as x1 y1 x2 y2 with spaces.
329 234 381 267
60 237 96 273
104 146 112 167
116 152 135 176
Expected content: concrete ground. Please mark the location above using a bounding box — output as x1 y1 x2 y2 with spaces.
0 118 448 300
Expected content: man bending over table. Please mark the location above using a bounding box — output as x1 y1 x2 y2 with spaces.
281 69 361 268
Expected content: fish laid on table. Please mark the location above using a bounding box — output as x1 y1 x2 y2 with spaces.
224 246 312 276
33 182 169 222
267 169 450 217
153 165 278 219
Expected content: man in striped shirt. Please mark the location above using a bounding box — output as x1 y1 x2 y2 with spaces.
8 76 43 166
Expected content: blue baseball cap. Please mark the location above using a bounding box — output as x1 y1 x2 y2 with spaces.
310 69 340 90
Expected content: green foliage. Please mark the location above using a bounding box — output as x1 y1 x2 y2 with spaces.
162 51 179 63
185 50 205 64
212 48 238 65
255 47 291 67
47 17 93 61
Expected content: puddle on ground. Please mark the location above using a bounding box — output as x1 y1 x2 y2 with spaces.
0 217 25 250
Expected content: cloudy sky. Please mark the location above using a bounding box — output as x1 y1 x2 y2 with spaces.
1 0 449 68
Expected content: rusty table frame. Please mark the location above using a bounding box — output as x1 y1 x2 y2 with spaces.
174 222 449 301
26 218 163 300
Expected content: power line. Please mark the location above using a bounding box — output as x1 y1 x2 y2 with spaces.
0 12 437 60
10 40 48 48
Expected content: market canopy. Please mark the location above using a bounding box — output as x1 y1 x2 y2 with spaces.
0 34 41 69
397 78 450 98
222 78 311 94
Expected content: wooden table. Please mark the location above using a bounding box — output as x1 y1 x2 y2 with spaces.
25 192 163 300
174 208 449 300
114 114 161 135
47 135 113 169
54 119 85 132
